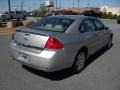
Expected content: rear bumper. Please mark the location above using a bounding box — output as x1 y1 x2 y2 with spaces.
9 41 70 72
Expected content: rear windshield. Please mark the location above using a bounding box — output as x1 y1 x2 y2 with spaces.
31 17 75 32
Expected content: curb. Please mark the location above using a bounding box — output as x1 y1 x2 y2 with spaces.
0 26 25 35
0 27 14 35
0 31 13 35
0 30 14 35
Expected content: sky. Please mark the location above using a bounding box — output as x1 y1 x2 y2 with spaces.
0 0 120 12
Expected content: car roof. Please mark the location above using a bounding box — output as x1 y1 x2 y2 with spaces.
47 15 96 20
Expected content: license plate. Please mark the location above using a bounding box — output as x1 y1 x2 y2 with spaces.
18 52 28 62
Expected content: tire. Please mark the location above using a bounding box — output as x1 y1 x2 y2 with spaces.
23 18 26 20
17 18 20 21
23 17 26 20
72 50 86 74
117 20 120 24
107 37 112 49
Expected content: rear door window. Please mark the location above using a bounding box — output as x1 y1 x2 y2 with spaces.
94 19 105 30
80 19 95 33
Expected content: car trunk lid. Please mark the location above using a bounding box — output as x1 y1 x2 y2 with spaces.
14 28 60 49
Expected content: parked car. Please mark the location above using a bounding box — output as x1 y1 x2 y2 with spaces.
117 15 120 24
9 15 113 73
14 11 27 20
1 11 27 22
0 13 3 17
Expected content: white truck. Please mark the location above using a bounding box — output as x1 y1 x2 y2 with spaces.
1 11 27 22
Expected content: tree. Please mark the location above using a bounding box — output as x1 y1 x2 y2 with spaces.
113 14 117 19
101 12 117 19
107 12 113 19
101 12 108 18
36 4 47 17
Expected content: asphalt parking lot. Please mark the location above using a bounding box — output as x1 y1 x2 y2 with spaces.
0 19 120 90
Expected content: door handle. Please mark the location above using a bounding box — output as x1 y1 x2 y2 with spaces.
104 30 108 34
25 33 30 36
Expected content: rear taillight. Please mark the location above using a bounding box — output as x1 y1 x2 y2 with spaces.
12 32 14 40
44 37 64 49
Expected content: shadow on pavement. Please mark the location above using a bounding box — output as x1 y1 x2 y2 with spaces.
23 65 74 81
23 46 113 81
86 47 109 67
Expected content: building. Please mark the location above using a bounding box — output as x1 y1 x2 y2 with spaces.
68 7 90 13
100 6 120 15
61 7 100 14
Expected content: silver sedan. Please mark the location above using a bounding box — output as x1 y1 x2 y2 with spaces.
9 15 113 73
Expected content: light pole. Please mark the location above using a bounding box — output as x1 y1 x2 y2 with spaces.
7 0 13 29
8 0 12 20
55 0 57 11
78 0 79 8
21 0 24 11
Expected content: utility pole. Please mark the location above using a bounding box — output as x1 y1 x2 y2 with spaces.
21 0 24 11
59 1 61 10
73 2 74 8
7 0 13 29
78 0 79 8
8 0 12 20
55 0 57 11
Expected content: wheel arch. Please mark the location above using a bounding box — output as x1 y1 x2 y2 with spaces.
72 46 88 66
72 46 88 73
110 33 113 39
79 46 88 58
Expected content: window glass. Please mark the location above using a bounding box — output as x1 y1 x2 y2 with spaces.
31 18 75 32
80 20 95 33
94 19 104 30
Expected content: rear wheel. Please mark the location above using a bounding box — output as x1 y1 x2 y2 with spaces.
23 16 26 20
117 20 120 24
17 18 20 21
72 51 86 74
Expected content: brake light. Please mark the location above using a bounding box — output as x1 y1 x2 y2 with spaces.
44 37 64 49
12 32 14 40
